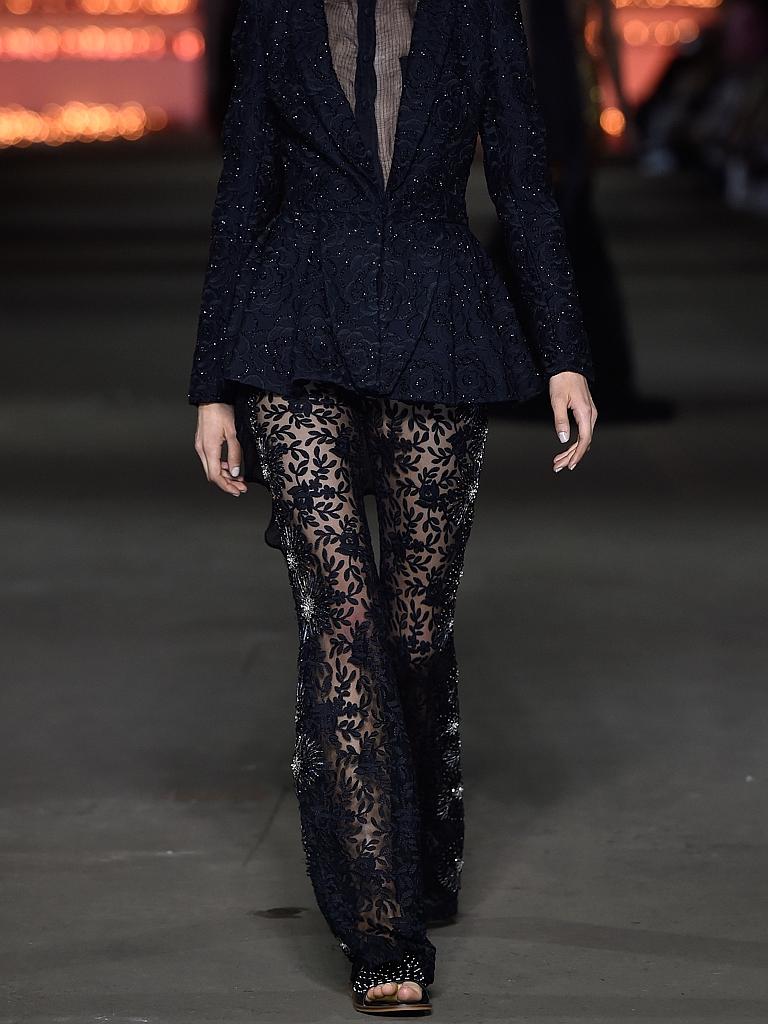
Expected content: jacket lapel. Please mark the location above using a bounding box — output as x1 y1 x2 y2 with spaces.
386 0 456 194
291 0 457 198
291 0 383 194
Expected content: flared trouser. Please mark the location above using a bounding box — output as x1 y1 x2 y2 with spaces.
245 382 488 988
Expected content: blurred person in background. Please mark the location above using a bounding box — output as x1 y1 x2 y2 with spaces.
489 0 675 421
638 0 768 213
188 0 597 1014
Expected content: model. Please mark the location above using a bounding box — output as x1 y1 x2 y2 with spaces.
188 0 598 1014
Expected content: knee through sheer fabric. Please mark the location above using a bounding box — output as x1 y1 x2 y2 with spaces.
245 381 488 989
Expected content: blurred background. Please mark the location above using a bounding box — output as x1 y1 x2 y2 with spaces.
2 1 768 1020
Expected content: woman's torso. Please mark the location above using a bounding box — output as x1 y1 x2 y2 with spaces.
190 0 591 412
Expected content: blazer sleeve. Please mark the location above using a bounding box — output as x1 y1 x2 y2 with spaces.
478 0 595 382
188 0 282 406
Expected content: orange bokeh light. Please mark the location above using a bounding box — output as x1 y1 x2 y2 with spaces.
624 19 650 44
654 19 680 44
0 23 204 59
0 100 166 146
2 0 195 12
621 16 701 47
600 106 627 136
171 26 202 61
613 0 720 7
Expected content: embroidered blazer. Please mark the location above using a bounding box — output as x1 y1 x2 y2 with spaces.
188 0 595 408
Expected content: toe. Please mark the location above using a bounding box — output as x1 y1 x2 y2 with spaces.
397 981 423 1002
367 981 399 1001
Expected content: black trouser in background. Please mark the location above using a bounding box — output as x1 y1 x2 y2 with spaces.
246 382 488 988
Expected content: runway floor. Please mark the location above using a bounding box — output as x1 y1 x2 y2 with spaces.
1 139 767 1022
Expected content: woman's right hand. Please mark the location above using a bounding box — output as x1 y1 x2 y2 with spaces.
194 403 248 497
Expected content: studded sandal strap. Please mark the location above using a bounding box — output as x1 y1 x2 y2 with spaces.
350 952 428 997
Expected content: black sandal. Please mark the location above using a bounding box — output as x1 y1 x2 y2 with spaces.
350 953 432 1015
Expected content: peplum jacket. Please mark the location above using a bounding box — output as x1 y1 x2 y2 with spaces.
187 0 595 543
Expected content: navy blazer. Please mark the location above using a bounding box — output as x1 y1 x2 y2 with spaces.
188 0 595 409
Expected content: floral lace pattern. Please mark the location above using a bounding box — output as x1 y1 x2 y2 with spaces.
246 381 488 984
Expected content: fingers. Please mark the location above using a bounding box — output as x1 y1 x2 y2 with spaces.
550 377 598 473
553 440 578 472
194 405 248 497
562 402 594 471
221 429 247 496
220 461 248 495
206 441 247 495
225 430 243 481
551 392 570 443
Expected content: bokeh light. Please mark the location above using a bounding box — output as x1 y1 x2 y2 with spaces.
600 106 627 136
2 0 196 13
0 24 203 59
0 100 167 146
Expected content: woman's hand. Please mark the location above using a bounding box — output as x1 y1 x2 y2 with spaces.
549 371 598 473
194 403 248 496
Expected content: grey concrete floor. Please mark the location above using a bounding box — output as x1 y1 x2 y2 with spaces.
1 139 767 1022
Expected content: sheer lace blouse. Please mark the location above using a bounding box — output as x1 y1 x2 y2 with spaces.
324 0 418 187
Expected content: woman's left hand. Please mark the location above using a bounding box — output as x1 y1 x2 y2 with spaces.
549 371 598 472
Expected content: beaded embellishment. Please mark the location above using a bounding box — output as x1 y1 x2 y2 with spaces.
188 0 596 409
351 952 428 998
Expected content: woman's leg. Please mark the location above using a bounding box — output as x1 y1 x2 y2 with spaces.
245 383 436 989
363 398 489 922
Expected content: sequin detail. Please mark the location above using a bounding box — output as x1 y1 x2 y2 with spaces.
351 951 428 997
188 0 595 408
246 381 488 986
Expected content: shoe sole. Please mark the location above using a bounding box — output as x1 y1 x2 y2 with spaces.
351 994 432 1015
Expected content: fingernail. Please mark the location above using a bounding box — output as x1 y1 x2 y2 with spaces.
231 466 240 477
558 431 569 443
568 463 576 470
554 466 563 473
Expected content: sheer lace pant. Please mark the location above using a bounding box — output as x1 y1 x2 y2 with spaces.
246 382 488 988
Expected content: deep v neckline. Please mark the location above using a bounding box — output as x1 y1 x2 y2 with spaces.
319 0 422 196
293 0 456 198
